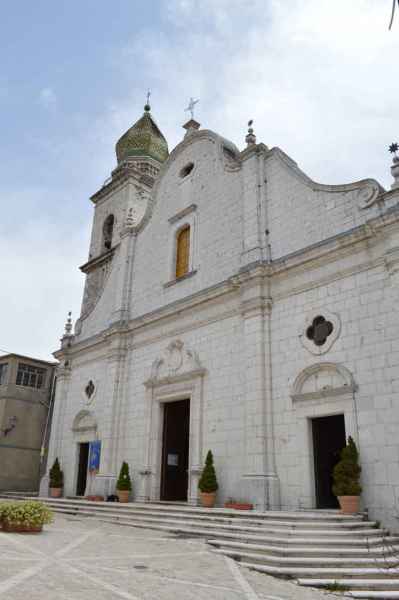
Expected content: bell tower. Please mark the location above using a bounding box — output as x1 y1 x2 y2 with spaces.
75 101 169 335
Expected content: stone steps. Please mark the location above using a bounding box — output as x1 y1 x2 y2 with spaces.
32 505 385 543
2 494 399 596
211 546 399 568
21 500 392 548
208 539 399 558
343 593 399 599
299 579 399 590
241 561 399 579
1 493 363 521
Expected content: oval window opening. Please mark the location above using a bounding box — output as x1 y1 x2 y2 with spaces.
180 162 194 178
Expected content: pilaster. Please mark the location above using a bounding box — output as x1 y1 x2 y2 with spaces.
240 270 280 510
39 362 71 496
240 146 268 267
93 331 128 498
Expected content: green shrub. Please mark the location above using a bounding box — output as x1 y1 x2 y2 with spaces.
116 461 132 491
198 450 218 493
333 436 362 497
49 457 63 488
0 501 53 527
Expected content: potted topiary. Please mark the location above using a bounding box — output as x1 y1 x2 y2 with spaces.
116 461 132 503
198 450 218 508
0 500 53 533
49 457 64 498
333 436 362 514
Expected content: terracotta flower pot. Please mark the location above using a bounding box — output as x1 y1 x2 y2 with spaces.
338 495 360 514
200 492 216 508
117 490 130 503
2 522 43 533
224 502 253 511
49 487 62 498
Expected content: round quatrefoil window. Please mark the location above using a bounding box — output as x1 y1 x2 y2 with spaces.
300 310 341 356
306 316 333 347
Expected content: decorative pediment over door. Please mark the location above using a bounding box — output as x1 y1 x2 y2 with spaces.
144 339 206 388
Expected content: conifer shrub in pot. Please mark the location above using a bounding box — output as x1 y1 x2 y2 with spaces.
116 461 132 503
198 450 218 508
49 457 64 498
0 501 53 533
332 436 362 514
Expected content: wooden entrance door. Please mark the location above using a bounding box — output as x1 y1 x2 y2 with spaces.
76 442 89 496
161 399 190 501
312 414 346 508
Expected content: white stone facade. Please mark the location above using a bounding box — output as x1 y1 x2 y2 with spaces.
43 118 399 531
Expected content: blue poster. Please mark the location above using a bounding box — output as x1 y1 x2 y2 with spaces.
88 440 101 472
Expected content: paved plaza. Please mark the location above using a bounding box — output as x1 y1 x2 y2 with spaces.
0 514 345 600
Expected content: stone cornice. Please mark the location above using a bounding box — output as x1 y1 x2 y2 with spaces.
79 247 116 274
291 386 356 402
240 296 272 317
144 368 207 389
168 203 197 224
90 164 155 205
271 207 399 277
384 246 399 277
57 203 399 358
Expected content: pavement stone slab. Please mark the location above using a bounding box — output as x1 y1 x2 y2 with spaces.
0 514 350 600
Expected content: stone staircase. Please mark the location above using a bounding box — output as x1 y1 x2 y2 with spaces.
2 493 399 598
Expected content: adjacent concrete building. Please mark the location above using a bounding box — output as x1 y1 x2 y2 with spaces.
42 103 399 530
0 353 57 491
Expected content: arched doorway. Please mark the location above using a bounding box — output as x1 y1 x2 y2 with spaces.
72 410 98 496
291 362 358 509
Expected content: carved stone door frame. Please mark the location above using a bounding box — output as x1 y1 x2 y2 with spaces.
141 340 206 505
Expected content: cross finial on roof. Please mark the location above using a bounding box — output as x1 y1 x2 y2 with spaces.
144 89 151 112
185 97 199 120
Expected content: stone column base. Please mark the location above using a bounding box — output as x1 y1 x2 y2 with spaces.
39 474 49 498
242 473 281 511
137 470 152 502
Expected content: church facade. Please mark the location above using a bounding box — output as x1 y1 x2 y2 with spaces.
42 103 399 530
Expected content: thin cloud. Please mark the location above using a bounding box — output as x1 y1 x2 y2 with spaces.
39 87 57 110
115 0 397 187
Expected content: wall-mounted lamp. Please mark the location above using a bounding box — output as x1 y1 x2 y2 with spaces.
1 415 17 436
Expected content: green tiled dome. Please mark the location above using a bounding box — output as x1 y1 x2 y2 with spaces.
115 105 169 164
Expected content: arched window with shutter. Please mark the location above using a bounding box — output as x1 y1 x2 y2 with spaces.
175 225 190 279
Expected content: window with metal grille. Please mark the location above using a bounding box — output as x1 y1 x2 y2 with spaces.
175 226 190 279
0 363 8 385
16 363 46 389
